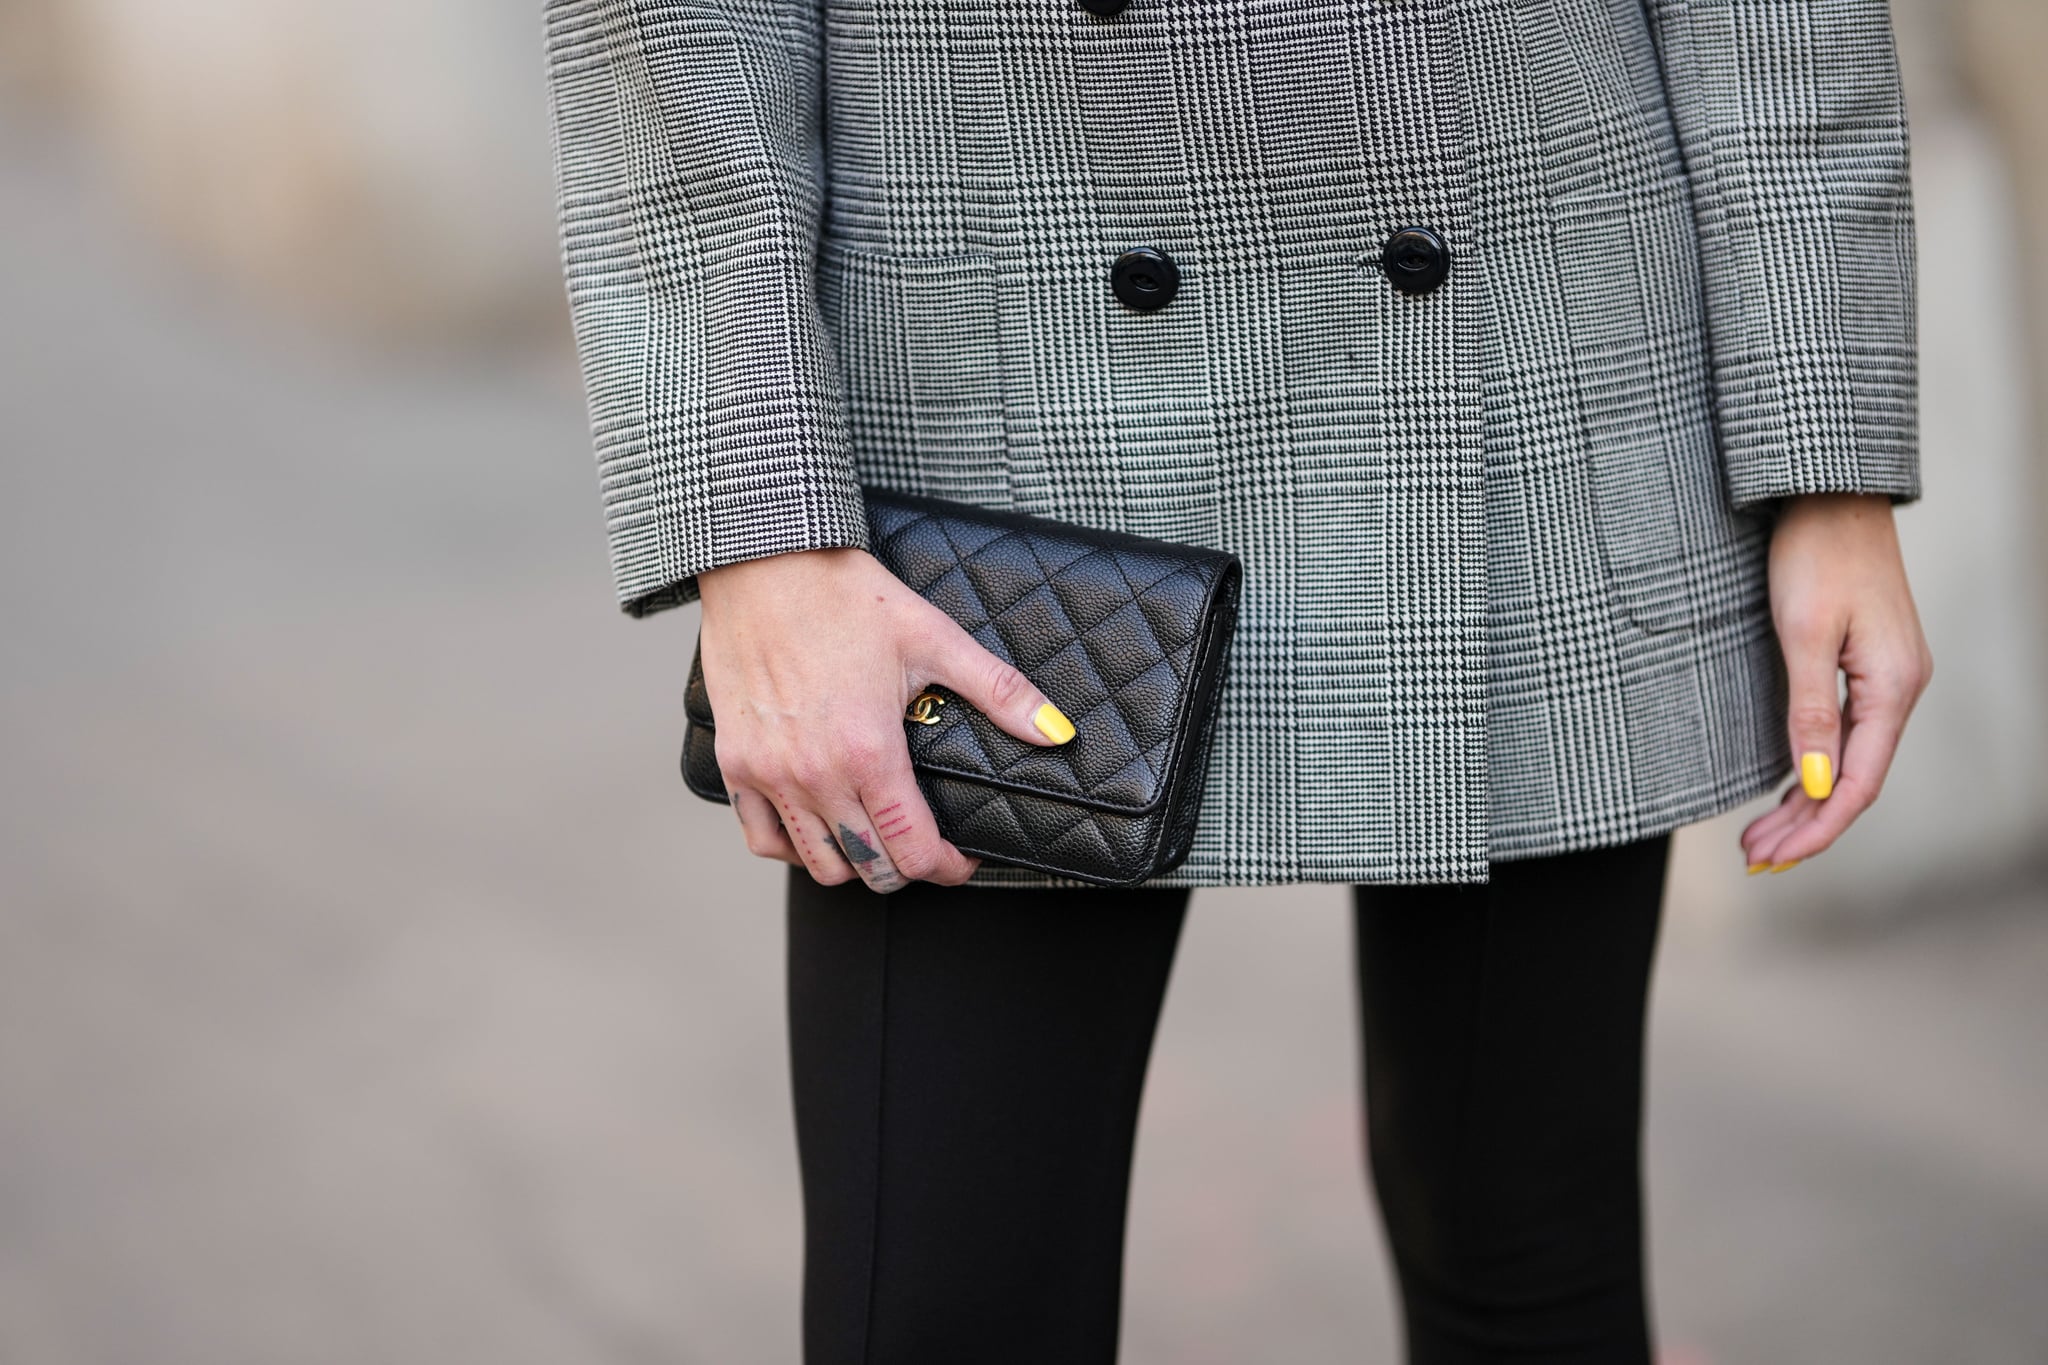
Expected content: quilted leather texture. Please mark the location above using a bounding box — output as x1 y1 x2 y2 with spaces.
683 489 1242 886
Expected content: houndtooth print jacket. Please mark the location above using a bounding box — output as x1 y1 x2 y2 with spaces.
542 0 1919 886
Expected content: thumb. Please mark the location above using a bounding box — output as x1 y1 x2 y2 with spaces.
1782 623 1843 802
922 619 1076 748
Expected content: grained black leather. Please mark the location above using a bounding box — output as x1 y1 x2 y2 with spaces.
682 489 1243 887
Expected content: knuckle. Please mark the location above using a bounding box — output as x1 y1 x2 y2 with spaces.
1863 675 1911 712
1869 663 1927 715
711 738 755 785
834 730 887 780
784 750 831 791
981 658 1030 711
1788 703 1840 737
891 843 940 882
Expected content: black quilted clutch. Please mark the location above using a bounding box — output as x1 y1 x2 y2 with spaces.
681 489 1243 887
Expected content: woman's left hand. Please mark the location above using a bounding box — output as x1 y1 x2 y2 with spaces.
1741 492 1934 873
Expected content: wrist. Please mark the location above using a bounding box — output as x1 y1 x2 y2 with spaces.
1775 490 1893 531
698 546 867 614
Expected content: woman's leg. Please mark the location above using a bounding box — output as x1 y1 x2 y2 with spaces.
787 866 1190 1365
1352 835 1671 1365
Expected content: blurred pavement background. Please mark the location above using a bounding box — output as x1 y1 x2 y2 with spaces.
1 3 2045 1362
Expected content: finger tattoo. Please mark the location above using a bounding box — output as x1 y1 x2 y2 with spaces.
871 800 913 841
835 823 905 892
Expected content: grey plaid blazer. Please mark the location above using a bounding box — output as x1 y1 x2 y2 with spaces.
542 0 1919 887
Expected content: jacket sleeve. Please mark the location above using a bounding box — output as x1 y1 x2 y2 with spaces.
543 0 868 617
1644 0 1921 511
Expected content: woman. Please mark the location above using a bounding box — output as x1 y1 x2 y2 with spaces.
543 1 1932 1360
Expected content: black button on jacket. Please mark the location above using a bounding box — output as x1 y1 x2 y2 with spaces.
1111 247 1178 312
1382 226 1450 296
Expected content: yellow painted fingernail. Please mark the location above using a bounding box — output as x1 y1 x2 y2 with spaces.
1800 752 1834 801
1033 702 1076 745
1768 859 1802 874
1747 862 1770 875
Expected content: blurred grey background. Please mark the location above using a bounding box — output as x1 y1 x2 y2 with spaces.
1 2 2045 1361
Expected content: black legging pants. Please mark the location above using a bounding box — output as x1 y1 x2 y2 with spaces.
787 834 1670 1364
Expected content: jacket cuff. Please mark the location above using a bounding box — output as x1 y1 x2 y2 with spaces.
612 471 873 618
1703 230 1922 515
1722 443 1922 514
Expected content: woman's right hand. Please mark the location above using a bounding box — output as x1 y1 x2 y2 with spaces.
696 546 1076 893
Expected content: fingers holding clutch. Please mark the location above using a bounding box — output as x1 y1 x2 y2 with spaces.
723 753 932 891
741 785 901 894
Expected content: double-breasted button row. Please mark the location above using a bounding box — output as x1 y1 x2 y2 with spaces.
1085 8 1449 309
1108 228 1451 314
